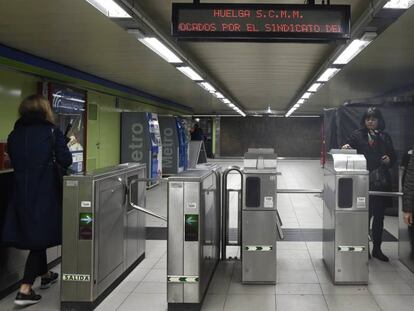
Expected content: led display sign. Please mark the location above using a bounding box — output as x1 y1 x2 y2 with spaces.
172 3 351 42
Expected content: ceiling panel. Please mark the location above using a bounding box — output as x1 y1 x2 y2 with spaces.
1 0 410 116
0 0 224 113
306 6 414 113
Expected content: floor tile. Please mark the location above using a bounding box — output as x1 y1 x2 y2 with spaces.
134 282 167 294
324 294 381 311
373 294 414 311
277 258 314 271
368 282 414 295
276 294 328 311
224 294 275 311
320 283 369 295
277 269 319 284
201 294 226 311
143 269 167 283
228 282 275 295
276 283 322 295
117 293 167 311
95 292 129 311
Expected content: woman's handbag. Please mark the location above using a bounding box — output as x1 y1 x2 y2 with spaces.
369 165 390 190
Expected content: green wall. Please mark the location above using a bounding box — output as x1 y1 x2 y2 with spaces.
0 65 182 170
0 70 38 141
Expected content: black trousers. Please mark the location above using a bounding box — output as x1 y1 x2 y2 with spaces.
369 196 386 249
22 249 48 285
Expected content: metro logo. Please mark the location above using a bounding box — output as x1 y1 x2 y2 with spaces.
129 123 143 162
163 127 174 168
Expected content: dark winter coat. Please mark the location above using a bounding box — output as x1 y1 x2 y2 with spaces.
191 127 204 141
347 128 396 172
346 128 396 191
1 114 72 250
403 148 414 213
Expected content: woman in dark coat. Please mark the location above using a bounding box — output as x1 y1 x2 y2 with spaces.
1 95 72 306
342 107 396 262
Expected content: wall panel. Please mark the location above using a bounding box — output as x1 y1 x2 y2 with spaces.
220 117 322 157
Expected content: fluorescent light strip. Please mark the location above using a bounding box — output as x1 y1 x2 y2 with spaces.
301 92 312 99
384 0 414 9
139 38 182 63
333 39 372 65
214 92 224 99
297 98 305 104
177 66 203 81
228 103 235 108
85 0 130 18
198 82 216 93
317 68 340 82
293 104 300 108
307 83 322 93
222 98 231 104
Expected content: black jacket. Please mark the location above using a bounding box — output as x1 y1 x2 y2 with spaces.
1 114 72 250
403 148 414 213
346 128 396 172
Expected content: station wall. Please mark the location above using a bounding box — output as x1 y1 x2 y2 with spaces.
220 116 322 157
0 67 178 170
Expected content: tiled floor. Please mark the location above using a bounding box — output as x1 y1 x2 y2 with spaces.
1 159 413 311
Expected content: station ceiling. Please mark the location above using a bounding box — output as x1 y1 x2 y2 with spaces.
0 0 413 115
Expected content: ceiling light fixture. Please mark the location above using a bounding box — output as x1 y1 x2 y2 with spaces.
384 0 414 9
85 0 131 18
222 98 231 104
214 92 225 99
138 38 182 63
317 68 340 82
198 82 216 93
297 99 305 104
307 83 322 93
301 92 312 99
333 38 374 65
228 103 235 108
177 66 203 81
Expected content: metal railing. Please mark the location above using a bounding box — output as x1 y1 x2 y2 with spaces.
221 166 243 260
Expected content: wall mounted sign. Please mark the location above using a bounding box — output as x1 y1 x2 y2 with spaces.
172 3 350 42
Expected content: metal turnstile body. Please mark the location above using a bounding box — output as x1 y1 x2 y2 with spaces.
242 148 278 284
61 163 146 310
167 168 220 310
323 149 369 284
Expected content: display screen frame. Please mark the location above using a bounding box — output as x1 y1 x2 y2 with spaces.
172 3 351 42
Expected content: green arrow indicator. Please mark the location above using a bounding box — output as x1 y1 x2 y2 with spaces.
79 213 93 225
186 215 198 225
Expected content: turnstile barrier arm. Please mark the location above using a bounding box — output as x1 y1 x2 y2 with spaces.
128 179 167 222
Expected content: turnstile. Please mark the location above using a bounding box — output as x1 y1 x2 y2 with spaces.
242 148 279 284
167 168 220 310
323 149 369 284
61 163 146 310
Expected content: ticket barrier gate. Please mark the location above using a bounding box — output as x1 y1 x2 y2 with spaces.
167 168 221 310
221 149 283 285
242 149 281 284
61 163 147 310
322 150 370 284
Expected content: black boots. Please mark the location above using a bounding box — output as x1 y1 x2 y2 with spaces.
372 247 389 262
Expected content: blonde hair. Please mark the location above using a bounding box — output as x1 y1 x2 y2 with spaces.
18 95 55 124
